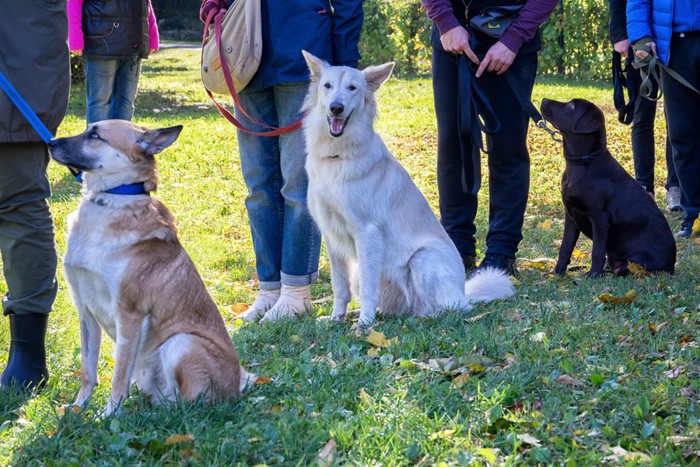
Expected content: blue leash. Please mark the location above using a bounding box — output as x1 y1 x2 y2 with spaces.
0 69 147 195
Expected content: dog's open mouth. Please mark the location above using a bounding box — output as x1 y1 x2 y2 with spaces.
327 111 353 137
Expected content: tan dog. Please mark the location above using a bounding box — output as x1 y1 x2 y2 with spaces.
49 121 249 415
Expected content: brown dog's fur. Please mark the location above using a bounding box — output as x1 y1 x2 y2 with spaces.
49 120 247 415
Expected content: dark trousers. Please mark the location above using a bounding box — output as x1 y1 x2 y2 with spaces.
663 33 700 219
630 81 678 192
0 142 57 316
431 40 537 259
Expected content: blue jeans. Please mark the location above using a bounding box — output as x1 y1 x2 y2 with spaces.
235 83 321 290
85 54 142 123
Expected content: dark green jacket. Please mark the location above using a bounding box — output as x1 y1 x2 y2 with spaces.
0 0 70 143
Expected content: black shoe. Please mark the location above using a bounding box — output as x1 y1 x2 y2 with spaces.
462 254 477 274
478 252 518 276
675 218 697 239
0 313 49 391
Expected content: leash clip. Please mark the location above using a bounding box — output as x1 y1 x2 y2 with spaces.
537 120 562 143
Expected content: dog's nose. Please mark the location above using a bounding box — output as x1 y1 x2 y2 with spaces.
330 102 344 116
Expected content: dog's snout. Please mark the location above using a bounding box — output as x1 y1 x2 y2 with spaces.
330 102 344 116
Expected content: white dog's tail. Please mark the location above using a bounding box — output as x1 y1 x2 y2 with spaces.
464 267 515 303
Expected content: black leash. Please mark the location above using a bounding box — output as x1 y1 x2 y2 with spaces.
632 42 700 101
503 71 562 142
612 51 642 124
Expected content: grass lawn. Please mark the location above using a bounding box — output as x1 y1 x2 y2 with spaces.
0 48 698 465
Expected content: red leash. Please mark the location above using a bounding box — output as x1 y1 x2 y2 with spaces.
202 8 302 136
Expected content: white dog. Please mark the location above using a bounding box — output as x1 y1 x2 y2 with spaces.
49 121 250 415
301 51 515 328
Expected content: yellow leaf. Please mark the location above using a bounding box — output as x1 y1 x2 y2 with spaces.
628 262 651 277
452 372 470 387
229 303 248 315
365 330 389 347
290 335 300 343
367 347 380 357
429 429 456 440
572 248 588 259
598 290 638 305
693 218 700 235
539 219 553 230
468 363 486 373
165 434 194 445
477 447 497 464
359 388 374 408
386 336 399 347
270 405 284 413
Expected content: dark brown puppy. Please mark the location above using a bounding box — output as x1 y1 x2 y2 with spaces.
540 98 676 277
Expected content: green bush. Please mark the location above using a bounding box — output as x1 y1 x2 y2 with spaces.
360 0 612 81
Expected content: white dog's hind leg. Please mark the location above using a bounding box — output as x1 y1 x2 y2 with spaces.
464 267 515 303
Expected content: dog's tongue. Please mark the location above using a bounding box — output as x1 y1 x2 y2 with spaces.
330 118 345 134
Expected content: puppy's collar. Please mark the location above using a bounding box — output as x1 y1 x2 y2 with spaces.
74 171 149 196
564 146 607 165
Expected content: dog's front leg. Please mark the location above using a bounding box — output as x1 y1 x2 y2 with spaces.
588 218 611 277
328 246 351 322
105 313 145 416
355 226 384 328
554 212 581 275
74 312 102 408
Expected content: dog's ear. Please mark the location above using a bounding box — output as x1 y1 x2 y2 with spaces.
363 62 395 92
571 103 605 134
302 50 328 81
138 125 183 155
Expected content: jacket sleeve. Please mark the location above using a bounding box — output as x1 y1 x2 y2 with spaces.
421 0 461 36
500 0 560 54
626 0 653 43
148 0 159 51
608 0 628 43
67 0 85 51
330 0 363 67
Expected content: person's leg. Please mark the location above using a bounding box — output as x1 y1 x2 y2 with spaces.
234 87 284 319
662 33 700 235
263 82 320 321
85 58 119 123
0 142 56 389
479 52 537 266
110 54 142 121
630 85 657 193
431 41 478 270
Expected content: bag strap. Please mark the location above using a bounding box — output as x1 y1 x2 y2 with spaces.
202 8 302 136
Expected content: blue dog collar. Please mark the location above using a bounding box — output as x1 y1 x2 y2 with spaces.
73 171 149 196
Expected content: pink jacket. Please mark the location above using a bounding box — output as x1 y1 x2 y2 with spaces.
67 0 159 52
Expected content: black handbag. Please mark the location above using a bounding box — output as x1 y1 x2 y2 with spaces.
469 4 522 39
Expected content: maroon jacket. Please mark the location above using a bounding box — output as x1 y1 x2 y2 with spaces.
421 0 560 54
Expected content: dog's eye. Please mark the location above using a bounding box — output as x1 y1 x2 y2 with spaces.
348 85 357 91
89 132 100 140
323 82 331 89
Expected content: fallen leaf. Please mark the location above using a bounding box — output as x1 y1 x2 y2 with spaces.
255 377 272 385
680 387 696 399
165 434 194 445
628 262 651 277
229 303 248 315
668 436 700 446
530 332 547 342
516 433 541 446
429 429 456 440
366 330 389 347
598 290 638 305
316 438 336 467
359 388 374 408
678 334 694 345
367 347 380 357
519 257 556 270
477 447 498 464
662 366 685 379
290 335 300 343
270 405 284 413
452 372 470 387
555 374 585 387
465 310 496 323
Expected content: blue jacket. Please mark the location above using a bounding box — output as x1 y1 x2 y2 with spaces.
244 0 363 89
627 0 700 65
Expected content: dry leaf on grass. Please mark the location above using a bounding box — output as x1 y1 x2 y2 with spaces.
316 438 336 467
598 290 638 305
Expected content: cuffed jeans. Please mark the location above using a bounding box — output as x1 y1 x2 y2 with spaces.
663 33 700 220
0 143 57 316
431 38 536 259
234 82 321 290
85 53 142 123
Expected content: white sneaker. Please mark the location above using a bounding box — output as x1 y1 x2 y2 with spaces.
666 186 682 212
240 288 280 322
260 285 312 322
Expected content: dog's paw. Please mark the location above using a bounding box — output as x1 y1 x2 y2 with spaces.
351 321 375 336
586 270 604 278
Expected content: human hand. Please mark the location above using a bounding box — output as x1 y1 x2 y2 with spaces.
71 49 83 57
634 41 657 60
475 41 516 78
613 39 630 57
440 27 479 65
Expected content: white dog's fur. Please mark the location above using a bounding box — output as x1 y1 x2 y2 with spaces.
301 51 515 327
49 121 250 415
